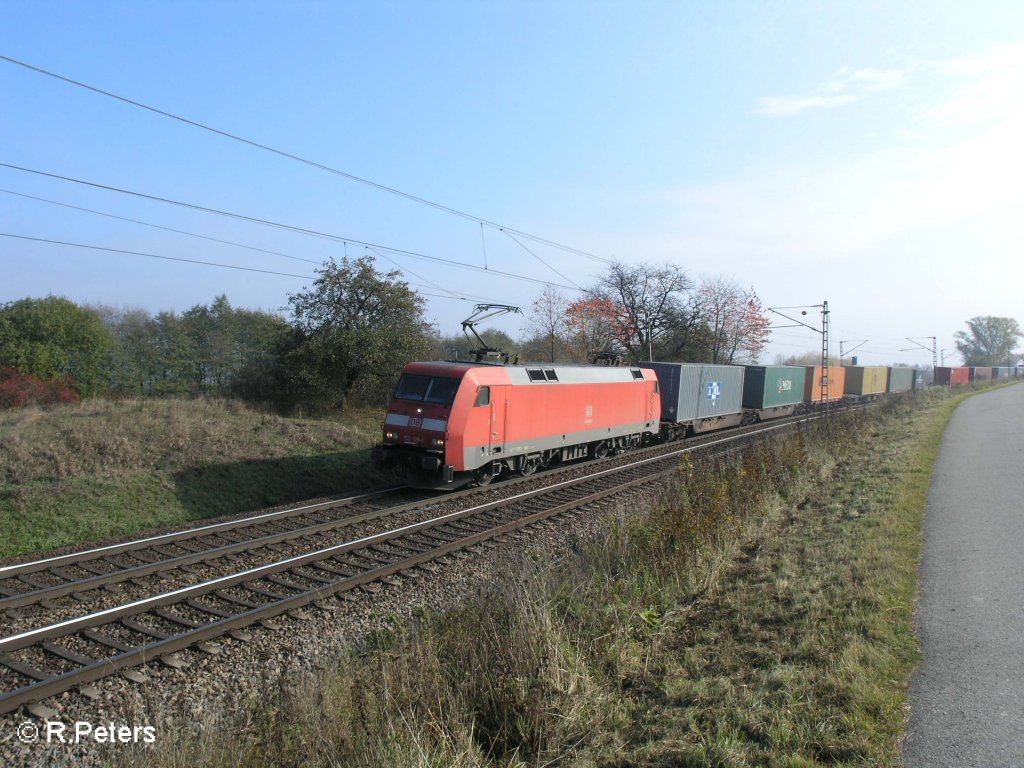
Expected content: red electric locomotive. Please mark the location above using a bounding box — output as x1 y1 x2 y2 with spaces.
378 361 661 488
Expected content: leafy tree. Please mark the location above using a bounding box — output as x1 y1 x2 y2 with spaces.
0 296 111 396
774 351 824 366
697 278 771 364
96 299 293 400
954 316 1022 366
147 311 200 395
563 297 622 362
92 305 151 395
433 330 517 361
181 295 292 397
227 309 294 402
288 257 434 409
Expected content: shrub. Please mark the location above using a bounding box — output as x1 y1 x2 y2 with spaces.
0 367 79 409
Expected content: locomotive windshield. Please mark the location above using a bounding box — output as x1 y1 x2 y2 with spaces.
394 374 460 405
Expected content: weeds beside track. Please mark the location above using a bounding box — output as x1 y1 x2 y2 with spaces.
110 385 980 768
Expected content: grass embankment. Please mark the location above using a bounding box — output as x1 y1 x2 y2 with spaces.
125 385 973 768
0 398 395 559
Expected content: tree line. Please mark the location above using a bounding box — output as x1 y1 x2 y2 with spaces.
0 258 431 411
8 254 1013 412
0 257 775 411
460 265 772 367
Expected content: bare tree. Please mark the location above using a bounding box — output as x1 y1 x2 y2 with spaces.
525 286 568 363
594 262 697 361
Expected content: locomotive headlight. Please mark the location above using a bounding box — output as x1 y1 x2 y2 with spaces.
385 431 397 441
431 437 445 447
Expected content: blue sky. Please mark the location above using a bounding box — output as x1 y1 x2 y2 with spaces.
2 1 1022 365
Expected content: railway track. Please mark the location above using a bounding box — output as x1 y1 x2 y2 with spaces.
0 486 441 613
0 411 845 716
0 405 844 618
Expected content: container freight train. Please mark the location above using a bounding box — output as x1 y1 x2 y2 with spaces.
377 360 908 488
933 365 1024 385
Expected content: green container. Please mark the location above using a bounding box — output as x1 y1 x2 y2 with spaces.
886 367 914 393
742 365 807 409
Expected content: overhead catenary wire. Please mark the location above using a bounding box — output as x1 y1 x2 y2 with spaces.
0 188 319 265
0 163 583 292
1 233 314 279
0 54 615 265
2 186 489 300
0 233 506 303
364 245 488 302
502 229 583 290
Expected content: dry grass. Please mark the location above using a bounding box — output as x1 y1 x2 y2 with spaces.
0 397 380 484
103 385 983 766
0 397 394 558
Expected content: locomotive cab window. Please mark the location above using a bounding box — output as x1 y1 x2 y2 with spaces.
474 386 490 406
631 369 643 379
544 369 558 381
394 374 460 405
527 369 547 382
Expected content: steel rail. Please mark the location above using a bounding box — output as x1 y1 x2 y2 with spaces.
0 462 675 714
0 494 447 610
0 413 818 609
0 419 809 714
0 486 409 578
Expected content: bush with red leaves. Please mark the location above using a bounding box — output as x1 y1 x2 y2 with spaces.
0 368 80 409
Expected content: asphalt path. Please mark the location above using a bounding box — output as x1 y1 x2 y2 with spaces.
903 383 1024 767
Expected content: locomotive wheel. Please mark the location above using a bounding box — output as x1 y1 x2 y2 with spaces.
473 467 494 486
593 441 610 459
519 457 539 476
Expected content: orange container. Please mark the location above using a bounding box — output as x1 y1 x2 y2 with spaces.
803 366 846 403
935 367 969 386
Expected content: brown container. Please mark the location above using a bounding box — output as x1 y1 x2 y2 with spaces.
934 367 970 386
803 366 846 403
843 366 888 395
970 367 993 381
